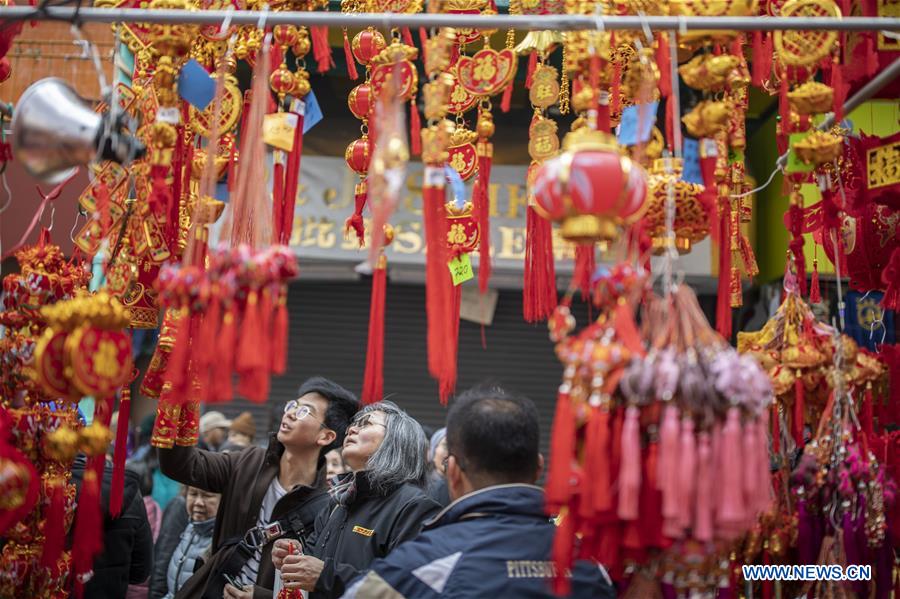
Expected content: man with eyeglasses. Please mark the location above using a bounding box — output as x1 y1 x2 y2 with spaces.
157 377 359 599
341 385 616 599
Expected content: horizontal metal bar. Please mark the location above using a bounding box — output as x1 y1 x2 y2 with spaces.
0 6 897 32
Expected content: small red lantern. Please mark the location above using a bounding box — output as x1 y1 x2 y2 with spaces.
352 28 386 66
348 83 372 120
273 25 299 49
532 129 647 244
269 65 296 103
345 136 372 176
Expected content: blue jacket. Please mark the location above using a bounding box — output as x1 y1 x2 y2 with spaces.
341 484 616 598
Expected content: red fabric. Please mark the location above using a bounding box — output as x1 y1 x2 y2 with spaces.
362 264 387 404
401 27 414 48
211 308 236 402
475 149 492 293
423 182 449 381
343 29 359 80
345 185 368 247
409 101 422 156
523 205 557 322
610 61 622 116
310 26 334 74
546 390 575 513
656 33 671 98
281 112 304 245
831 60 845 124
573 244 595 301
500 75 514 113
525 52 537 89
881 248 900 310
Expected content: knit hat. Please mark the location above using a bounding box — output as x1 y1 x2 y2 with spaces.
230 412 256 438
429 427 447 461
199 411 232 434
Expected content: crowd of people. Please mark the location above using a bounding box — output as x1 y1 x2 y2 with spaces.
74 379 616 598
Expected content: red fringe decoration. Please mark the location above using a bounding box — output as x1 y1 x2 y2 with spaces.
716 407 746 530
810 260 821 303
779 75 790 135
39 475 67 568
419 27 429 65
273 158 285 240
500 76 514 113
96 182 111 239
423 178 449 381
792 375 805 447
589 408 613 514
236 292 263 387
271 290 288 375
196 295 221 401
787 203 807 296
771 401 781 455
342 29 358 80
409 100 422 156
439 286 461 404
525 52 538 89
751 31 770 87
523 205 557 322
831 61 845 124
665 94 676 153
881 248 900 310
475 145 492 293
617 406 641 521
345 182 368 246
656 33 671 98
362 260 387 404
717 201 733 340
611 61 622 116
211 308 236 402
573 244 595 301
550 509 575 596
109 387 131 518
546 389 575 512
401 27 414 48
310 26 334 74
72 463 105 592
657 405 680 521
281 111 304 245
165 311 192 396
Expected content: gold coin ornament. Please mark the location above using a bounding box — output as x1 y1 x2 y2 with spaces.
774 0 841 67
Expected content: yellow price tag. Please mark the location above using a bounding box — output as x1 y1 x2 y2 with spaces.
448 253 474 286
263 112 298 152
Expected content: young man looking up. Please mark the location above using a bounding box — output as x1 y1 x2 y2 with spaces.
158 377 359 599
341 385 616 599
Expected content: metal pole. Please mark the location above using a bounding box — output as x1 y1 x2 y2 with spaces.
0 6 897 31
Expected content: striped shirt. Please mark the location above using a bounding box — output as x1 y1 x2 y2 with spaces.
237 477 288 589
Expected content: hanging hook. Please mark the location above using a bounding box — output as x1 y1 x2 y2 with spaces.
219 5 235 38
70 209 83 244
70 23 109 97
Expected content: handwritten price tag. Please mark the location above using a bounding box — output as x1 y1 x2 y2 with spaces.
448 253 474 286
263 112 299 152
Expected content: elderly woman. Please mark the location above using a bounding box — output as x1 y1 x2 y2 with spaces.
273 401 440 598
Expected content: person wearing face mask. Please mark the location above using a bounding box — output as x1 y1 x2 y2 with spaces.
162 487 222 599
272 401 440 599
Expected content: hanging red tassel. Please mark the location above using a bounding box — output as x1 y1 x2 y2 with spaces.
281 106 305 245
418 27 429 64
617 406 641 521
342 29 358 80
236 291 263 373
310 26 334 74
716 201 733 340
573 244 595 301
211 307 236 402
880 247 900 310
741 414 758 519
778 75 790 138
525 52 538 89
345 181 368 246
164 310 192 395
109 386 131 518
401 27 414 48
610 61 622 116
423 172 449 381
590 408 613 514
792 374 805 447
665 94 676 153
409 100 422 156
72 463 105 595
439 285 461 404
751 31 765 87
523 204 557 322
771 401 781 455
656 32 671 98
39 474 67 568
716 407 746 533
550 508 575 596
271 289 289 375
475 139 492 293
546 388 575 512
362 256 387 404
694 431 713 542
272 156 286 240
810 259 821 303
500 75 514 113
831 59 845 124
196 294 221 401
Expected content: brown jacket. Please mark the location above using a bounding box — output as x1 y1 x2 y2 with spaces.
158 437 329 599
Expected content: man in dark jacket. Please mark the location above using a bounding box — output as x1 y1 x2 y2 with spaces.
70 454 154 598
158 377 359 599
341 385 617 598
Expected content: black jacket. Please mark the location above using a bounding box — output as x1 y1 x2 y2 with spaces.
306 472 441 599
70 455 154 599
151 494 190 599
158 436 330 599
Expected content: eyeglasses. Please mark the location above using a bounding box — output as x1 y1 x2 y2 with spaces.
442 454 464 472
284 400 325 426
350 413 387 430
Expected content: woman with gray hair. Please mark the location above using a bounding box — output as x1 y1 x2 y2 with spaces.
272 401 440 598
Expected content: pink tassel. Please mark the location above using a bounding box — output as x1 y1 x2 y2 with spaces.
617 406 641 521
694 431 714 542
657 405 680 519
754 416 774 514
742 414 758 519
677 417 696 532
716 407 746 535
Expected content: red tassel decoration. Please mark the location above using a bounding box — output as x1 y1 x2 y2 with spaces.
831 59 845 124
656 32 671 98
617 406 641 521
272 157 286 239
211 308 236 402
345 181 368 246
109 386 131 518
525 52 538 89
665 94 676 153
281 109 305 244
423 173 449 381
96 182 111 238
546 387 575 512
810 259 821 303
500 76 514 113
439 286 461 404
716 407 746 533
657 405 680 519
694 431 713 542
310 26 334 74
573 244 595 301
271 290 289 375
72 464 105 593
771 401 781 455
475 141 493 293
39 475 67 568
717 201 733 340
164 310 192 395
342 29 359 80
550 509 575 596
362 256 387 404
880 247 900 310
751 31 765 87
409 100 422 156
591 408 613 514
676 417 696 531
779 75 790 137
523 204 557 322
792 372 805 447
197 294 221 401
401 27 414 48
610 61 622 116
418 27 429 64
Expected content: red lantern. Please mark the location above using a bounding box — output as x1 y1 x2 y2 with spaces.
532 129 648 244
348 83 372 120
273 25 300 49
352 29 386 66
345 136 372 176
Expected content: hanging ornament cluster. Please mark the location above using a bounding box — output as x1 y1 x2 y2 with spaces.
150 245 297 447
